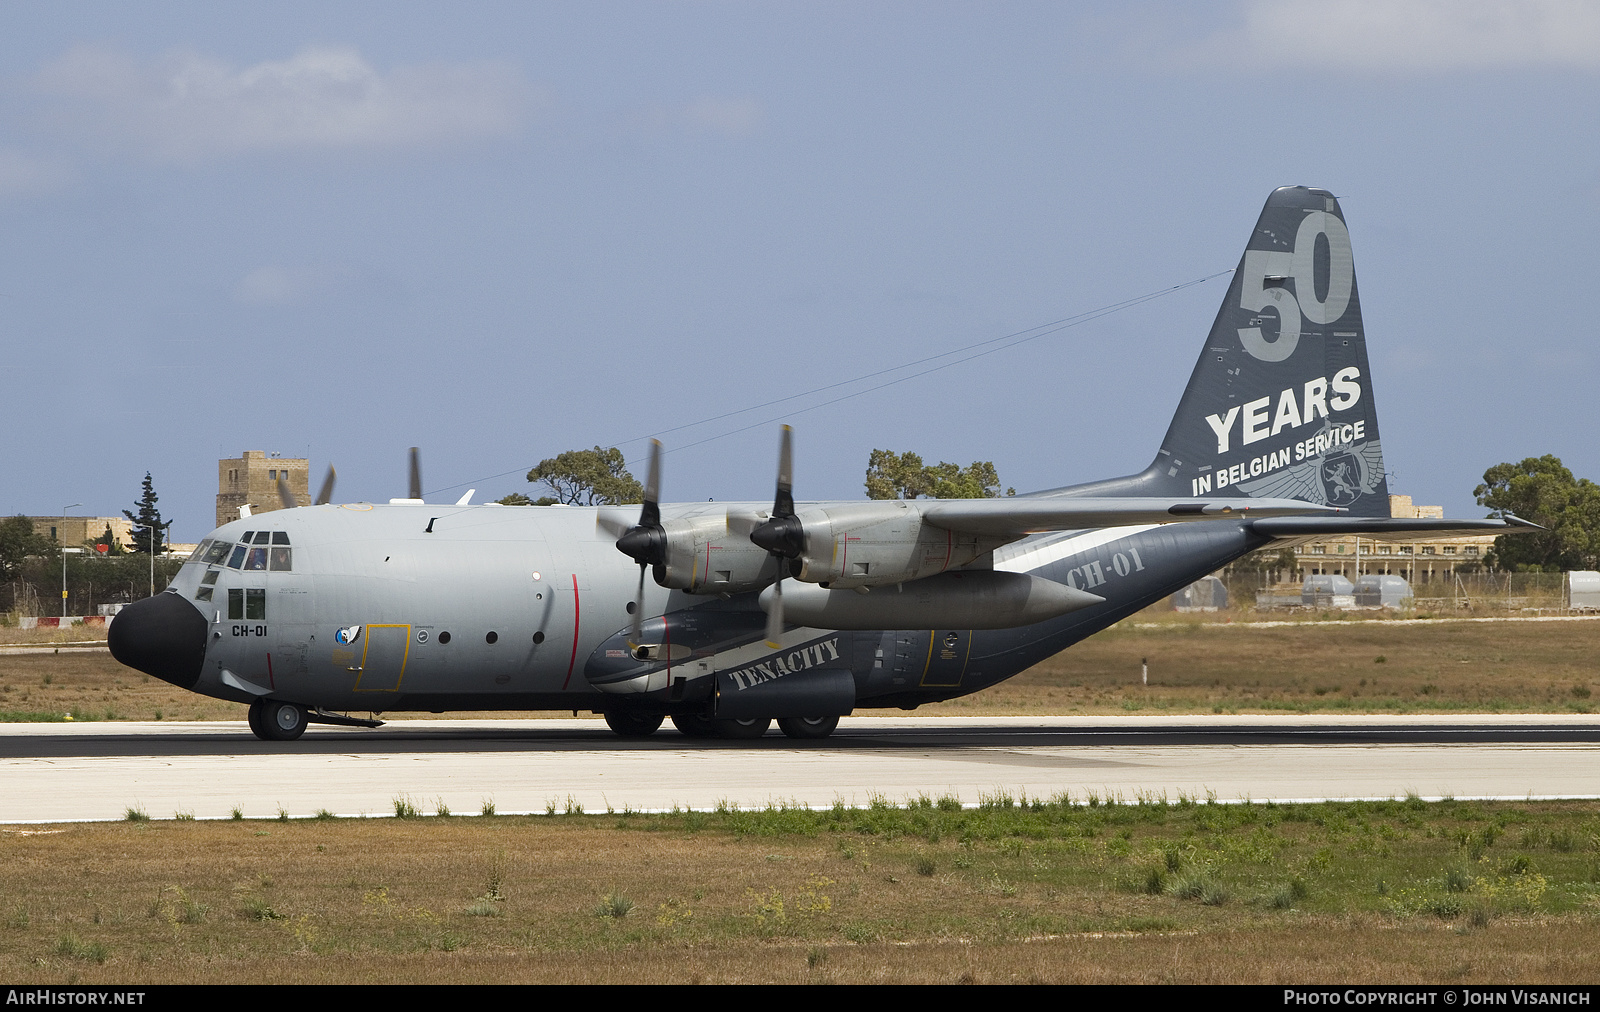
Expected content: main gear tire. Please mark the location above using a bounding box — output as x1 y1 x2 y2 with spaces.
777 715 840 740
604 710 664 737
714 716 772 739
671 713 719 738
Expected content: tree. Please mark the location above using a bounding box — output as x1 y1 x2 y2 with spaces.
1474 455 1600 571
525 447 643 506
865 449 1014 500
0 515 51 582
123 472 172 555
495 493 534 506
93 525 125 555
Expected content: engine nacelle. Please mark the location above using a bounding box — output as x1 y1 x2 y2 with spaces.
652 514 779 594
784 502 1007 590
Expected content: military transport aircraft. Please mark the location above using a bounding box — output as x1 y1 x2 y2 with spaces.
108 186 1533 742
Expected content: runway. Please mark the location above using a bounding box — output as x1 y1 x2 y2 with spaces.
3 714 1598 823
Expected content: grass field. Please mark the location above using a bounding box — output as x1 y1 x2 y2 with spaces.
3 798 1599 983
2 615 1596 721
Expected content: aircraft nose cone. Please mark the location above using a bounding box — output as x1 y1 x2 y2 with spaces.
108 592 209 690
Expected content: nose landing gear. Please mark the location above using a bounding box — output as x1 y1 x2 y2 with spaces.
247 699 309 741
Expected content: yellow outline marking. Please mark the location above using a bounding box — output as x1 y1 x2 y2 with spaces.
919 629 972 688
354 624 411 692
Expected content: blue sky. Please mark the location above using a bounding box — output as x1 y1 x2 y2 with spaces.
3 1 1598 538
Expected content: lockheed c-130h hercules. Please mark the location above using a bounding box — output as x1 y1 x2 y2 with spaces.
109 186 1533 742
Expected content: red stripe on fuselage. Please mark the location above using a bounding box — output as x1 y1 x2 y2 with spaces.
562 573 581 690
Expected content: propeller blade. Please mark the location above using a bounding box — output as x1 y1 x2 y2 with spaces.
615 438 667 569
314 465 337 506
409 448 423 501
773 424 794 519
276 477 297 511
639 438 661 528
628 564 647 648
596 507 638 539
764 574 784 649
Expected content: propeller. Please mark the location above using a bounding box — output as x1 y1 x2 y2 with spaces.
409 447 423 501
276 464 338 510
749 426 803 648
613 439 664 647
315 465 337 506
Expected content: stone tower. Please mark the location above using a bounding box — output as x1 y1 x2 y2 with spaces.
217 451 310 528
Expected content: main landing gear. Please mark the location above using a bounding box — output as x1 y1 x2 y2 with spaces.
599 712 837 740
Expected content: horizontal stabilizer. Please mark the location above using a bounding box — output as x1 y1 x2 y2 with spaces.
921 496 1340 538
1247 514 1540 542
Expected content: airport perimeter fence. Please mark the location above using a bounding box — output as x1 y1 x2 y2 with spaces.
1 555 183 622
1234 571 1577 615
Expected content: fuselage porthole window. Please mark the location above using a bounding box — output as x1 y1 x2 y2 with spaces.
486 631 498 644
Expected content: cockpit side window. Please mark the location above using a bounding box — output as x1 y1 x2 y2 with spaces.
226 545 248 569
188 541 210 562
201 542 231 566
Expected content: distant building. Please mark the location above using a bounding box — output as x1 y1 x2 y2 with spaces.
217 451 310 528
28 516 134 552
1291 495 1499 585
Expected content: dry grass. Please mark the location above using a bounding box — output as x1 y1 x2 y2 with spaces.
1 616 1596 722
3 799 1600 983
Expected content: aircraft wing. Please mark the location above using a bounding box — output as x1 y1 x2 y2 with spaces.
919 496 1341 538
1246 514 1541 541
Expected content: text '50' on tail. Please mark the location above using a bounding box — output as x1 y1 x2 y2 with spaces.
1153 185 1389 517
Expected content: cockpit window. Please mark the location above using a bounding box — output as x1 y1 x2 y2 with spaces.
245 547 268 571
188 541 210 562
252 531 272 545
272 532 291 545
201 542 231 566
226 544 248 569
269 547 292 571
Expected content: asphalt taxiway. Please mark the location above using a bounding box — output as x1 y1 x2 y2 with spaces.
2 714 1597 822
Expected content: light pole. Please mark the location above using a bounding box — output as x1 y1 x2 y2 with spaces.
61 503 81 619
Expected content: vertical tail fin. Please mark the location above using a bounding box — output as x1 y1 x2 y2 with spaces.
1147 186 1389 516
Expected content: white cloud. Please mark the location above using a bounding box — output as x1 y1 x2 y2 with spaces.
1194 1 1600 72
36 44 536 161
0 149 66 197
